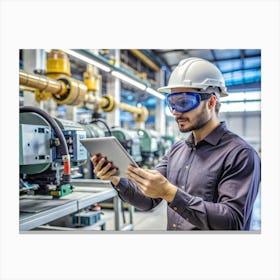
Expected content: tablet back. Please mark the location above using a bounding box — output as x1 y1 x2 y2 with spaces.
80 136 139 177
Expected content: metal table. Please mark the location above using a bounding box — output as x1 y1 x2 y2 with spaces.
19 179 130 231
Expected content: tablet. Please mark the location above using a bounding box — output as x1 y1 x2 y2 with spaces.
80 136 139 177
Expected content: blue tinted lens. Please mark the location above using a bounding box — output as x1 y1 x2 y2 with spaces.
167 92 201 113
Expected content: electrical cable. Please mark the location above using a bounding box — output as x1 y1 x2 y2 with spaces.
90 118 112 136
20 106 71 184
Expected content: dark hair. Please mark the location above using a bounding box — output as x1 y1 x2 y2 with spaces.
215 101 221 115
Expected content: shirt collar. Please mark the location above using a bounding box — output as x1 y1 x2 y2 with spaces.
186 122 227 146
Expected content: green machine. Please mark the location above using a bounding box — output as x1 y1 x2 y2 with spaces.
20 109 88 198
135 128 163 168
161 135 175 154
82 123 106 138
105 127 142 164
78 122 106 179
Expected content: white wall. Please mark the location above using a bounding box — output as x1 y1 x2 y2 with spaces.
220 111 261 152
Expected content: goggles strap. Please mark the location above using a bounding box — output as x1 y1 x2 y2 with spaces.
199 93 211 100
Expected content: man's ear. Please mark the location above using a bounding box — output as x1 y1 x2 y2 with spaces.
208 94 217 110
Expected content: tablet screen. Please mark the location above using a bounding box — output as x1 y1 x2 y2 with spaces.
80 136 139 177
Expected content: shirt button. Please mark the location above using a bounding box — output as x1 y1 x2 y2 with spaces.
181 186 185 189
172 224 176 228
185 165 189 169
173 207 177 211
193 147 196 151
186 218 189 221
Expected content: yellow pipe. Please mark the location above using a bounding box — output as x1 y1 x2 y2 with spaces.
93 96 148 122
130 49 161 72
19 70 148 121
46 49 71 76
118 102 148 122
19 85 37 92
118 102 143 114
19 70 66 95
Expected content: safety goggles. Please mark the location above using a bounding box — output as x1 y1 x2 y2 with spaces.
166 92 211 113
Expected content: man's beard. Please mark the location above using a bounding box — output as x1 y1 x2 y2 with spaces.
176 108 210 133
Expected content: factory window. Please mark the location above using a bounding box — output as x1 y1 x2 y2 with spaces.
220 91 261 112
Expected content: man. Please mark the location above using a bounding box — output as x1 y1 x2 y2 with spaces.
91 57 261 230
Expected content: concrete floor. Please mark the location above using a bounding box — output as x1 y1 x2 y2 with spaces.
41 200 167 232
101 200 167 231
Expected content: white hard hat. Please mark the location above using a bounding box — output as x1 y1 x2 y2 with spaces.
158 57 228 97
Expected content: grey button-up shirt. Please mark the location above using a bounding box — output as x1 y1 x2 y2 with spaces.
114 122 261 230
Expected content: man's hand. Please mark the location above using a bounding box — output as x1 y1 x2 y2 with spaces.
91 154 120 186
125 165 177 202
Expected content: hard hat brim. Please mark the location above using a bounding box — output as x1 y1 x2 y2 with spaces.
158 85 229 97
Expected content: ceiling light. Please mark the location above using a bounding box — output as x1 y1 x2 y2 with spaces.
61 49 111 72
146 87 165 100
112 70 146 91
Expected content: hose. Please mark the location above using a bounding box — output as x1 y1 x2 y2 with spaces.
90 118 112 136
19 106 71 184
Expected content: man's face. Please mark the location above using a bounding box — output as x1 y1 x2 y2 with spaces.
171 88 211 133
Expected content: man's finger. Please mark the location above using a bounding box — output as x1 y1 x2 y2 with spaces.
97 167 118 180
126 170 146 185
101 161 114 174
129 167 153 180
91 153 102 165
144 169 159 175
95 157 106 171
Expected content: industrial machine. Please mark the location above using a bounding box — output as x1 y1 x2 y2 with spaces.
82 122 106 139
135 128 164 168
160 135 175 154
20 106 88 198
19 107 134 231
18 48 157 231
77 120 107 179
105 127 142 164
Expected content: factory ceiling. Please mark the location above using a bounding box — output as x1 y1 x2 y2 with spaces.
149 49 261 92
62 48 261 95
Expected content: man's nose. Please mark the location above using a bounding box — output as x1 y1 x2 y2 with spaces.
172 109 183 116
